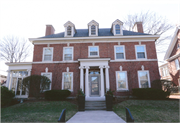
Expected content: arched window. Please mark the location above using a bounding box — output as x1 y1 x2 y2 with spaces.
67 26 71 36
115 24 120 34
91 25 96 35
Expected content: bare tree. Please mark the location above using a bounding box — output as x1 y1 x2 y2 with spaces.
0 35 32 63
123 11 174 45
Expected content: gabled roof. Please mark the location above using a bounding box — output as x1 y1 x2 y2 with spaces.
112 19 123 25
164 26 180 60
88 20 99 26
40 28 150 38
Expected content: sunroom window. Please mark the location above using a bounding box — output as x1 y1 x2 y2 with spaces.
115 24 120 34
91 25 96 35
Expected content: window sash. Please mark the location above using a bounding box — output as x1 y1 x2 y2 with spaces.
138 71 150 88
116 72 128 90
43 48 53 61
89 46 99 56
67 26 71 35
91 25 96 35
41 73 51 90
136 46 146 59
116 53 124 59
63 73 73 90
115 46 124 59
64 47 73 60
137 52 145 58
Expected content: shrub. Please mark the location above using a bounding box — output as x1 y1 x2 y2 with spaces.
151 79 173 92
45 90 71 100
132 88 170 100
1 86 15 106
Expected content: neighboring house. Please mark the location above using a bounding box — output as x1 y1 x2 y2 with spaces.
159 63 171 80
0 74 7 86
164 26 180 88
6 19 160 100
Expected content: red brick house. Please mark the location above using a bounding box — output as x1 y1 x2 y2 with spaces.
6 19 160 100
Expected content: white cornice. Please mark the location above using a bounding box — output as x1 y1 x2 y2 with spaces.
5 62 32 66
78 58 111 62
166 53 180 61
110 59 158 62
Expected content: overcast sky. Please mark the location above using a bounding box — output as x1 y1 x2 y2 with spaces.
0 0 180 75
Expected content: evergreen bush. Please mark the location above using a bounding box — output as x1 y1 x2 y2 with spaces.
45 90 71 100
1 86 15 106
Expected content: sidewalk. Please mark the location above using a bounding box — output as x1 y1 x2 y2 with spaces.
66 110 126 123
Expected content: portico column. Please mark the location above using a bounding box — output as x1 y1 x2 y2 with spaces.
79 66 84 92
6 70 11 89
27 69 31 76
99 66 105 97
105 66 110 92
85 66 90 97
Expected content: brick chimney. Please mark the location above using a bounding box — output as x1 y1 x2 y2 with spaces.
45 25 55 36
133 22 143 33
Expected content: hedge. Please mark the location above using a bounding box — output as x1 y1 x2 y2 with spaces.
1 86 15 106
132 88 170 99
45 90 71 100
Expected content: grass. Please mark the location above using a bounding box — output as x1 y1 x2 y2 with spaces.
113 100 179 122
1 101 78 122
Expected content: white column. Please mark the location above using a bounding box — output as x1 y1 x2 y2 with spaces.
105 66 110 92
85 66 89 97
6 70 11 89
99 66 105 97
79 66 84 92
27 69 31 76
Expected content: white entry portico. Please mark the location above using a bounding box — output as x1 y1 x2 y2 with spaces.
78 58 110 101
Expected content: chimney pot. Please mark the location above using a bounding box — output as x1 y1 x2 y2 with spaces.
45 25 55 36
133 22 144 33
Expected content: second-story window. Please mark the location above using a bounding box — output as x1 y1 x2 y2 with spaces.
135 45 147 59
67 26 71 36
43 47 53 61
115 24 120 34
114 46 125 60
63 47 73 61
91 25 96 35
89 46 99 57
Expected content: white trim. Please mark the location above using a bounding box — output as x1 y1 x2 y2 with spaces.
166 53 180 61
62 72 73 92
111 59 157 62
88 46 99 57
137 70 151 88
41 72 52 90
135 45 147 60
63 47 74 61
42 47 54 61
115 71 129 91
33 61 78 64
114 45 126 60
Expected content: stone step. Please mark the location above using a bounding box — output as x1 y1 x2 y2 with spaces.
85 101 106 110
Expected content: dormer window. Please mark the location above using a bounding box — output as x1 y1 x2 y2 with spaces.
64 21 76 37
88 20 99 36
111 19 123 36
91 25 96 35
115 24 120 34
67 26 71 36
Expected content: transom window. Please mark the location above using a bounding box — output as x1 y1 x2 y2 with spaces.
67 26 71 36
115 24 120 34
116 71 128 90
63 47 73 61
91 25 96 35
138 71 150 88
175 59 180 70
41 72 52 90
89 46 99 57
62 72 73 91
114 46 125 60
43 47 53 61
135 45 146 59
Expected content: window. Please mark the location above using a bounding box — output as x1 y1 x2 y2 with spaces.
63 47 73 61
67 26 71 36
135 45 146 59
115 24 120 34
175 59 180 70
88 46 99 57
116 71 128 90
177 43 180 49
41 72 52 90
43 47 53 61
138 71 150 88
114 46 125 60
161 67 169 77
62 72 73 91
91 25 96 35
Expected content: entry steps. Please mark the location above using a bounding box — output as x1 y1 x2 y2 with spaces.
85 101 106 110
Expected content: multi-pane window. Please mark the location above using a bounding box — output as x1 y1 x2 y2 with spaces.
89 46 99 57
161 66 169 77
43 47 53 61
116 71 128 90
41 73 52 90
175 59 180 70
67 26 71 36
136 45 146 59
62 72 73 91
63 47 73 61
91 25 96 35
115 46 125 59
115 24 120 34
138 71 150 88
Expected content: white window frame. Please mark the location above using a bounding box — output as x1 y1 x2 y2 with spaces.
115 24 121 35
89 25 98 36
135 45 147 59
137 70 151 88
42 47 53 61
115 71 129 91
67 26 72 36
41 72 52 91
88 46 99 57
114 45 126 60
63 47 74 61
62 72 73 92
175 59 180 70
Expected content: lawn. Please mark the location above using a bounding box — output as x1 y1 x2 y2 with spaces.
113 100 179 122
1 101 78 122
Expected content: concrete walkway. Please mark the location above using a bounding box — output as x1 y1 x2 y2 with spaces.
66 111 126 123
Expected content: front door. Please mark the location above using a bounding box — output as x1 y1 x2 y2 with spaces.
89 74 100 96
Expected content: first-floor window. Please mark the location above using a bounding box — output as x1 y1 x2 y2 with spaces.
138 71 150 88
116 71 128 90
62 72 73 91
41 73 52 90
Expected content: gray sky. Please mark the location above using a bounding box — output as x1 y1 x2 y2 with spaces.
0 0 180 75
